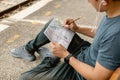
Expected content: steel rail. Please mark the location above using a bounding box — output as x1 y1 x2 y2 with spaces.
0 0 34 18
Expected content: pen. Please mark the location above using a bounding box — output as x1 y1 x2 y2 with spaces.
68 16 82 25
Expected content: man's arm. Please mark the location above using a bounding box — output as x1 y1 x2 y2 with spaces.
50 42 114 80
64 18 96 38
69 56 113 80
76 26 96 38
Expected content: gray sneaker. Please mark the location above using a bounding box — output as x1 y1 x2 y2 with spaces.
10 46 36 61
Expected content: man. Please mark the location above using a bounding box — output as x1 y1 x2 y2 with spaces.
10 0 120 80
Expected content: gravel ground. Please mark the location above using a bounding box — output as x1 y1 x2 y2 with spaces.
0 21 45 80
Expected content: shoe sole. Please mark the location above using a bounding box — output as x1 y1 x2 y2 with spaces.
9 52 36 61
9 52 22 58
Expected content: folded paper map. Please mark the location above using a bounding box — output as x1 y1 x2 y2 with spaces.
44 18 75 49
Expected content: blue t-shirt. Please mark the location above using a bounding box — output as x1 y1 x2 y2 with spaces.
76 15 120 79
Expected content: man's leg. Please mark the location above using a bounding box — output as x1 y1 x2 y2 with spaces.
19 57 60 80
19 34 90 80
19 57 76 80
10 19 53 61
25 19 53 53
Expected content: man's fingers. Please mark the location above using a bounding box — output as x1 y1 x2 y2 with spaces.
64 25 69 29
51 41 57 45
64 18 73 25
50 42 58 48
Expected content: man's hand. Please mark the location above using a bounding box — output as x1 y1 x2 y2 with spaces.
63 18 79 32
50 42 70 58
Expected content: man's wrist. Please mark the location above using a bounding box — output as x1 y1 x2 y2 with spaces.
64 54 73 64
75 26 80 32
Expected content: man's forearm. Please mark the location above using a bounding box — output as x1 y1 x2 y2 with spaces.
76 26 96 38
69 56 96 80
69 56 113 80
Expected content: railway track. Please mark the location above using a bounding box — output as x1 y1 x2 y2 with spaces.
0 0 35 19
